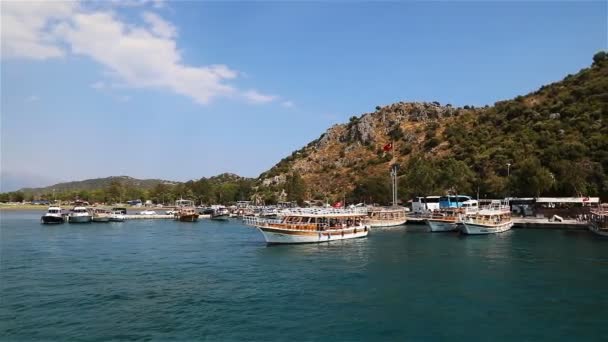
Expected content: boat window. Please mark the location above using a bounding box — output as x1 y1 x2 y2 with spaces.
425 197 440 203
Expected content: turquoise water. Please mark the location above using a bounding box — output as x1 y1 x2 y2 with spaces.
1 210 607 341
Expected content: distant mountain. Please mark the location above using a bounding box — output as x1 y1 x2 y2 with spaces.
18 176 178 195
258 52 608 203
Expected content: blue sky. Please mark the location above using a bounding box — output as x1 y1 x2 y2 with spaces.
1 1 606 191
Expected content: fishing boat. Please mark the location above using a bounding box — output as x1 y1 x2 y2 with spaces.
366 206 407 227
68 206 92 223
41 206 66 224
588 209 608 237
92 208 111 222
109 210 126 222
175 207 199 222
244 209 369 244
460 200 513 235
211 207 230 221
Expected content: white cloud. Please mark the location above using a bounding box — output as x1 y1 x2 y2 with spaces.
1 1 75 60
1 1 275 106
142 11 176 38
281 100 294 108
26 95 40 102
243 90 278 104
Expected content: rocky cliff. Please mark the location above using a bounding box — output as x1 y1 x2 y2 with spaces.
259 52 608 202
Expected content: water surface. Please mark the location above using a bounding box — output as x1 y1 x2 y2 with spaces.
1 210 607 340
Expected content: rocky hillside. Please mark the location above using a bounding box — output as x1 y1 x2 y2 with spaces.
259 52 608 203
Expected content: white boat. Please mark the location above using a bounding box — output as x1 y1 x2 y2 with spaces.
244 209 369 244
211 207 230 221
92 208 111 222
589 209 608 237
109 210 126 222
461 200 513 235
426 209 461 232
69 206 92 223
41 206 66 224
426 198 479 232
367 206 407 227
139 210 157 215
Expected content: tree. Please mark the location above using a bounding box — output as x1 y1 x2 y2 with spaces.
106 180 125 204
510 158 554 197
436 158 475 194
400 156 438 198
350 176 391 204
285 172 306 205
593 51 608 66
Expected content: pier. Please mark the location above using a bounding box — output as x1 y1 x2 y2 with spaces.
511 217 588 230
123 214 211 220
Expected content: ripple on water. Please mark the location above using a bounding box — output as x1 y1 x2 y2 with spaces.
1 211 607 341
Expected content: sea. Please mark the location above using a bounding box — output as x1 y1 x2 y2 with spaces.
1 210 607 341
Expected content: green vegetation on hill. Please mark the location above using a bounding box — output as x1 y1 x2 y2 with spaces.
259 52 608 203
0 174 255 205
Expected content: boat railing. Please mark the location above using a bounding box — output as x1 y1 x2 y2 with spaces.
242 216 365 231
279 207 368 216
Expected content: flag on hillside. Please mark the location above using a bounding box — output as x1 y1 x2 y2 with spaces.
332 201 343 208
583 196 590 202
383 142 393 152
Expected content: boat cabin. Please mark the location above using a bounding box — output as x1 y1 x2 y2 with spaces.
269 213 367 232
175 199 195 207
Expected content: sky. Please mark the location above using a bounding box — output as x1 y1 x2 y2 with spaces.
1 1 607 191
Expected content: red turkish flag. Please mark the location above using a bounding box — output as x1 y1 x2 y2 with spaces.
332 201 343 208
383 143 393 152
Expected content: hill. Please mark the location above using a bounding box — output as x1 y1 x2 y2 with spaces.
18 176 177 194
257 52 608 204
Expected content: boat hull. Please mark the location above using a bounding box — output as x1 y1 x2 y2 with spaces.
92 217 110 223
589 223 608 237
257 226 369 244
178 214 199 222
426 219 458 232
461 221 513 235
368 218 407 228
69 215 92 223
41 215 64 224
211 215 230 221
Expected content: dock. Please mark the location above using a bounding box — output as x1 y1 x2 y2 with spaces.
124 214 211 220
512 217 588 230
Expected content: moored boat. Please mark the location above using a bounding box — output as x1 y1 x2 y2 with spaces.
173 199 199 222
211 207 230 221
68 206 92 223
461 200 513 235
41 206 66 224
426 197 479 232
367 206 407 227
175 207 199 222
244 209 369 244
426 209 461 232
109 210 126 222
92 208 111 222
588 209 608 237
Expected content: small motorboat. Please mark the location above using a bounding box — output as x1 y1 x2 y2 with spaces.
109 210 126 222
41 206 66 224
69 206 92 223
211 207 230 221
92 208 111 222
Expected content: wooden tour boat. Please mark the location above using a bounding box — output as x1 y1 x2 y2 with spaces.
244 209 369 244
589 209 608 237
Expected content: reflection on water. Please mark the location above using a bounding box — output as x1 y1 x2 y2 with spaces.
1 211 607 341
